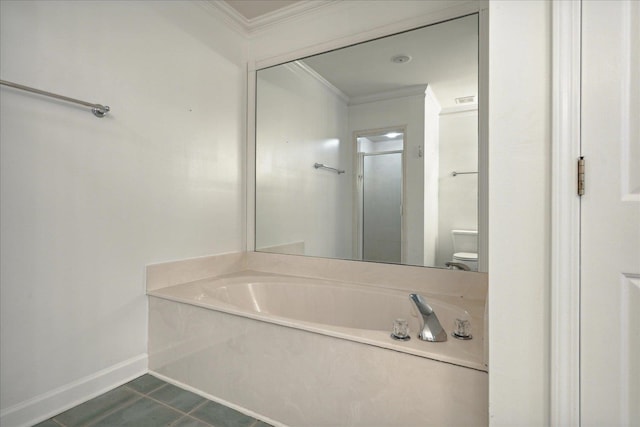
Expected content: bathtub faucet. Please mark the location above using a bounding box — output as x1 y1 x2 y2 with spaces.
409 293 448 342
445 261 471 271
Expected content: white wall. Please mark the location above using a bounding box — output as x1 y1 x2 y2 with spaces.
255 63 351 258
437 109 478 267
0 1 246 425
487 1 551 425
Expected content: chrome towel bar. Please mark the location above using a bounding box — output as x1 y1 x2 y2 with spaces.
314 163 345 174
0 79 110 118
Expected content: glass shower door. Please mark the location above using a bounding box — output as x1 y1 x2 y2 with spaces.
362 152 402 263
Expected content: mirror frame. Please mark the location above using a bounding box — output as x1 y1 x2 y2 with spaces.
247 7 489 273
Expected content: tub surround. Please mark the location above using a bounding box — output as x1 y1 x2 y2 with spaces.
147 252 245 292
147 251 487 299
147 252 488 426
149 297 487 427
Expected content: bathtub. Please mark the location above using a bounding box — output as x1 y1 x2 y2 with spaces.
148 270 488 426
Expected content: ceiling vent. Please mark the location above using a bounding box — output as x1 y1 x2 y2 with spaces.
455 95 476 104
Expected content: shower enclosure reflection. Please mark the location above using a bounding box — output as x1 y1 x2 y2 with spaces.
357 130 404 264
255 14 482 271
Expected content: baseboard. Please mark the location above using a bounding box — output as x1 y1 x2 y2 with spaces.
0 354 148 427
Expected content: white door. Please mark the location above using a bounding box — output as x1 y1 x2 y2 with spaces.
581 1 640 425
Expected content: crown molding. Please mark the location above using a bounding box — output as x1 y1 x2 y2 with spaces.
348 85 429 106
291 61 350 103
195 1 247 36
204 0 340 35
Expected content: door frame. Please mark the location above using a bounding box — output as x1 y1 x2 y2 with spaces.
550 0 581 425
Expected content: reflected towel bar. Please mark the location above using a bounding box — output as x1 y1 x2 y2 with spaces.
451 171 478 177
0 79 110 118
314 163 345 174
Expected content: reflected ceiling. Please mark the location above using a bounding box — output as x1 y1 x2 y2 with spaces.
223 0 302 20
302 14 478 109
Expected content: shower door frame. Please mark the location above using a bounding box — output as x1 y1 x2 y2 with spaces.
352 127 407 264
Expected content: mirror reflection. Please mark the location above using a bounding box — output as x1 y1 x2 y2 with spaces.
255 14 480 271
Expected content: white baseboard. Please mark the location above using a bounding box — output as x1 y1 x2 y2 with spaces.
0 354 148 427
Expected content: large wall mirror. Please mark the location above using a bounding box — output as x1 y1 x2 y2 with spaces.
255 14 484 272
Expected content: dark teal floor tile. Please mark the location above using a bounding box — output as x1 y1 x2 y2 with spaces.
125 374 167 394
191 401 255 427
89 397 182 427
53 386 139 426
149 383 205 413
170 415 212 427
32 419 61 427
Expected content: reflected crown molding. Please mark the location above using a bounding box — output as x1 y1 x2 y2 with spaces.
291 61 350 103
289 63 435 107
348 85 431 106
204 0 340 35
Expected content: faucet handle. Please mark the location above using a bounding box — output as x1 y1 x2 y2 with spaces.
452 309 473 340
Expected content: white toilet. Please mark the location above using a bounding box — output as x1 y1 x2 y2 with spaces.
451 230 478 271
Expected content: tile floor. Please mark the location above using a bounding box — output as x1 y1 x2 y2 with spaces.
33 374 273 427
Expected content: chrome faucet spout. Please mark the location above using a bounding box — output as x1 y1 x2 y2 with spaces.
409 293 447 342
445 261 471 271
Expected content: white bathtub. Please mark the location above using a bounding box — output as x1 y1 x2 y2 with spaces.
149 271 485 371
148 270 488 426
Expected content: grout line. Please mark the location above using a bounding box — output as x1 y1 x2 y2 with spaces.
142 381 169 396
167 414 190 427
51 390 141 427
179 393 267 427
142 391 201 417
168 413 216 427
52 378 263 427
82 394 143 427
133 384 221 425
185 400 216 425
186 399 209 416
128 380 230 425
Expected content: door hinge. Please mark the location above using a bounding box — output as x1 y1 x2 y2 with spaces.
578 156 585 196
